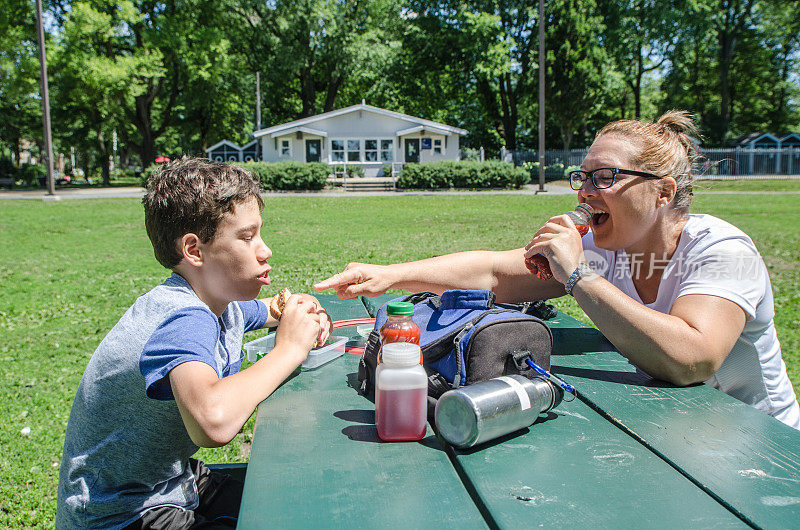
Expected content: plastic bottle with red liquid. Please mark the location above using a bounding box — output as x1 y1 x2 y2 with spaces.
375 342 428 442
525 203 594 280
379 302 421 364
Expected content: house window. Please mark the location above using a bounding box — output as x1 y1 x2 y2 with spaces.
433 139 442 154
347 140 360 162
365 139 394 162
280 139 291 157
381 140 394 162
331 138 394 163
365 140 378 161
331 140 345 162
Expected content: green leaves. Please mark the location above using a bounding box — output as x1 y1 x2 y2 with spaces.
396 160 528 189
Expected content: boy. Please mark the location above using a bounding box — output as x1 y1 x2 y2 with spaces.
56 158 331 529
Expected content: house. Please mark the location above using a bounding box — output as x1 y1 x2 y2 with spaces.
240 140 261 162
779 133 800 149
252 101 468 177
206 140 246 162
731 133 780 149
730 132 800 174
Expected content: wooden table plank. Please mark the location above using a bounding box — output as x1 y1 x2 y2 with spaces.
446 381 746 528
360 294 397 318
238 298 486 529
317 294 371 321
547 313 800 529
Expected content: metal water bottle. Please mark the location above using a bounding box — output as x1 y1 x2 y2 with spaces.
434 374 563 448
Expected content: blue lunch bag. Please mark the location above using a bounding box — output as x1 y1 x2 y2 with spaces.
359 290 554 400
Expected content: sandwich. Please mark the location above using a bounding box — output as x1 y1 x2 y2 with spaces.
269 288 292 320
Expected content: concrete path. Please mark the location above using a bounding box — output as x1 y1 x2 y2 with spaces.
0 182 576 199
2 180 799 200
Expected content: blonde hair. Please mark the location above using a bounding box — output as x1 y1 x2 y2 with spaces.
597 110 700 212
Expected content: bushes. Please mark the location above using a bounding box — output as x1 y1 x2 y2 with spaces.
521 161 574 182
17 163 46 186
240 161 328 191
139 161 329 191
397 160 527 190
140 164 161 187
344 165 364 178
0 158 17 186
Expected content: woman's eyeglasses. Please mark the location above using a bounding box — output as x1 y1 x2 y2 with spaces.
569 167 662 190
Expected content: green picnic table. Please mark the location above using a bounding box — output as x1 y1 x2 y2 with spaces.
237 295 800 529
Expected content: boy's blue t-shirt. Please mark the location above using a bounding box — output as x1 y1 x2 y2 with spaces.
56 274 269 529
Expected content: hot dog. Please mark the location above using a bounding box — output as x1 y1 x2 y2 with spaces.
269 288 292 320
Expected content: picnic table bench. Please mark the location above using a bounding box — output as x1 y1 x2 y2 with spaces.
237 295 800 529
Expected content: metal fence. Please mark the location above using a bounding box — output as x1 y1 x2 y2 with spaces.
502 147 800 178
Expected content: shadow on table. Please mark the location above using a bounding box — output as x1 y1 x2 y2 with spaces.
452 411 559 455
335 409 441 450
551 364 680 388
552 326 617 356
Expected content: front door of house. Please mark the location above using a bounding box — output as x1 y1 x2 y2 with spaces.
305 139 321 162
405 139 420 163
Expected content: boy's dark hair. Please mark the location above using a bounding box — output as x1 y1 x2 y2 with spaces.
142 157 264 269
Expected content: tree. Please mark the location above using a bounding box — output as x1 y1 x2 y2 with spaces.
758 0 800 132
545 0 610 151
53 0 163 182
597 0 676 119
230 0 402 122
0 0 43 165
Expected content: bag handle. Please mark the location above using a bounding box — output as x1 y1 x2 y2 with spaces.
510 349 576 400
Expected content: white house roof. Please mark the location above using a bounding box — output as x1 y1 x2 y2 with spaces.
395 124 455 136
268 126 328 139
205 139 242 153
253 103 468 138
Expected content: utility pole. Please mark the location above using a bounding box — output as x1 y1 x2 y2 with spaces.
35 0 56 199
538 0 546 193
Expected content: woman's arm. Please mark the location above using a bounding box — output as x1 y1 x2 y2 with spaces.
571 277 745 385
524 214 747 385
313 248 565 303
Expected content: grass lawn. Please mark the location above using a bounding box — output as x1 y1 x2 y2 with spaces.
694 178 800 192
1 193 798 527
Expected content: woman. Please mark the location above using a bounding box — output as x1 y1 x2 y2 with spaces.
314 111 800 429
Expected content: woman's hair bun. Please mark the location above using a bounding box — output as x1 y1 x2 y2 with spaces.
656 110 699 138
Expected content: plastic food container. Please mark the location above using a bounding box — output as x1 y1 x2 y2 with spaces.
356 324 374 338
244 334 348 370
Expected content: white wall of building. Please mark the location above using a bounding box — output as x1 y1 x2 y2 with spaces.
259 108 462 177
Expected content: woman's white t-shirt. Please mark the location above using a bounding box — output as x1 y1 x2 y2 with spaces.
582 214 800 429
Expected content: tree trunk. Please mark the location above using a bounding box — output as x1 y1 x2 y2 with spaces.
560 125 573 152
717 29 735 144
141 132 156 170
97 127 111 186
323 72 342 113
475 77 505 149
634 42 643 119
13 136 21 167
499 73 517 151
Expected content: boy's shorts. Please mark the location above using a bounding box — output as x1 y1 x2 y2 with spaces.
123 459 244 530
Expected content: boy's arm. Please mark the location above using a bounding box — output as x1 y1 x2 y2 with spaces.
170 295 323 447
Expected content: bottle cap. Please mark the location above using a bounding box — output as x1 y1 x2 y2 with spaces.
386 301 414 316
381 342 422 367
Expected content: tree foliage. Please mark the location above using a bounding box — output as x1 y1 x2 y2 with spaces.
0 0 798 178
